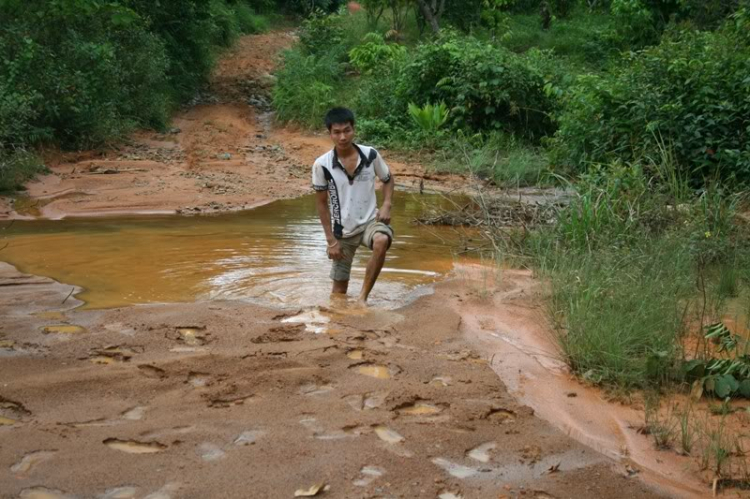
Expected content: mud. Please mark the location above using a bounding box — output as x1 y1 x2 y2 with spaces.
0 262 665 498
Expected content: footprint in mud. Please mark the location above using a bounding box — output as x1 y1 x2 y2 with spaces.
395 400 448 417
0 396 31 425
467 442 497 463
101 486 139 499
345 349 364 360
350 362 400 380
33 311 69 322
251 324 305 344
11 450 57 476
299 382 334 396
19 487 73 499
143 483 180 499
373 425 405 444
353 466 386 487
89 345 143 364
170 326 210 347
432 458 480 479
104 438 167 454
438 492 463 499
41 325 87 335
233 429 266 446
484 407 516 424
104 322 137 337
429 376 453 387
344 391 388 411
204 392 253 408
281 309 331 334
196 442 226 462
138 364 167 379
186 371 212 388
121 406 147 421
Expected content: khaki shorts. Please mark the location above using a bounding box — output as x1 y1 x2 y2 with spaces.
330 219 394 282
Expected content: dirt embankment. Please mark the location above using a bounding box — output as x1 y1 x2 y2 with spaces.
0 262 666 498
0 31 465 221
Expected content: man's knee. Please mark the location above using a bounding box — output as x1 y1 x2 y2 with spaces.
372 233 390 254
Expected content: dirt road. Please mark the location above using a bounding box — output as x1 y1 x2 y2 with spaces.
0 30 681 498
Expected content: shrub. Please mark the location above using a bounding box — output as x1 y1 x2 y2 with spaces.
298 11 346 56
272 48 344 127
550 17 750 184
349 33 406 74
0 150 46 193
398 32 553 140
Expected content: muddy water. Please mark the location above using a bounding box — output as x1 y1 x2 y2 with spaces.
0 194 474 309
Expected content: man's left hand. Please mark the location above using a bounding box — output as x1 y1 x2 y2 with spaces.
377 204 391 224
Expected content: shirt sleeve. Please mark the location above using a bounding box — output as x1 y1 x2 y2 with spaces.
312 161 328 191
372 150 392 183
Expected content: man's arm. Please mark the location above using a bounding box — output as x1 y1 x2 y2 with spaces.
316 190 343 260
377 175 395 224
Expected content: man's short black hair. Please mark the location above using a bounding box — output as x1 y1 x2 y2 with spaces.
325 107 356 131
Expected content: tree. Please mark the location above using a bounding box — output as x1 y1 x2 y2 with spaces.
415 0 446 32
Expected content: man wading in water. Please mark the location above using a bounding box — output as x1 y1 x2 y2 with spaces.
313 108 395 304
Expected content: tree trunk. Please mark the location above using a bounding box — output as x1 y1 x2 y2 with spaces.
416 0 440 33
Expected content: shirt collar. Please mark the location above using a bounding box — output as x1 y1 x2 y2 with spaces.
332 144 366 170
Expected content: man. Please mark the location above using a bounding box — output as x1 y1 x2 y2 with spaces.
312 107 395 304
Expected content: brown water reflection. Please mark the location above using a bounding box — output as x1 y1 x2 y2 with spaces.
0 194 475 309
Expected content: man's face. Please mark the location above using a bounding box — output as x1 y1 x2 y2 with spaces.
329 122 355 149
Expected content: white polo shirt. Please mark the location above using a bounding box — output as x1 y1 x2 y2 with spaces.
312 144 392 239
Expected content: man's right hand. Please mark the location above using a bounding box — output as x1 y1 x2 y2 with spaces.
327 241 344 260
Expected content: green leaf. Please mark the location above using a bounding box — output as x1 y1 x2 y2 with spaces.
739 379 750 398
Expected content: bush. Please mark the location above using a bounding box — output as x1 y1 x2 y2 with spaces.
0 150 46 193
273 48 344 127
349 33 406 74
550 15 750 184
398 32 553 140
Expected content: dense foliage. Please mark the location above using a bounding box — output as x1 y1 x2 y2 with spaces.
0 0 271 160
551 10 750 183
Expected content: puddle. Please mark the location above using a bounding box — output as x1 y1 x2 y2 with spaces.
281 309 331 334
432 458 479 479
354 364 392 380
19 488 72 499
104 438 166 454
467 442 496 463
0 415 18 425
0 194 475 310
346 349 364 360
397 401 444 416
121 406 147 421
175 327 208 346
234 429 266 446
438 493 462 499
373 425 405 444
11 450 57 475
299 383 334 396
353 466 385 487
196 442 226 461
102 487 139 499
187 372 211 388
41 325 86 335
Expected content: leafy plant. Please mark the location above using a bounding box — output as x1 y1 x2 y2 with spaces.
348 32 406 74
407 102 450 133
684 322 750 399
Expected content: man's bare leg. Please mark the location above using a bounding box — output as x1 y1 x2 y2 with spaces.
358 233 389 303
332 280 349 295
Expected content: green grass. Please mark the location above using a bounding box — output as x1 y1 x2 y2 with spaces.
0 151 46 194
502 10 613 70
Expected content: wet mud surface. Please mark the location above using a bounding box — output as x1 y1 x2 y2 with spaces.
0 262 665 498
